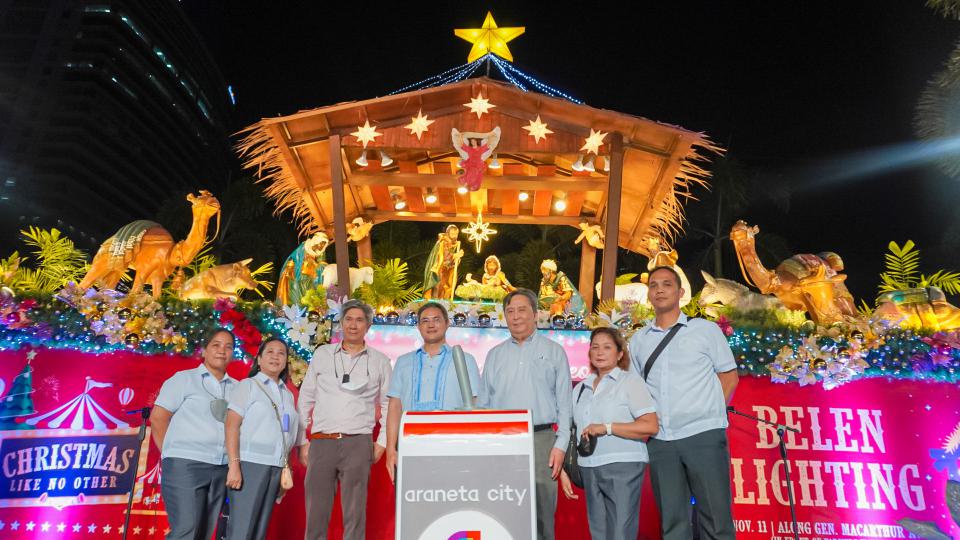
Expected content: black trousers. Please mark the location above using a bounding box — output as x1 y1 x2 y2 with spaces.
647 429 735 540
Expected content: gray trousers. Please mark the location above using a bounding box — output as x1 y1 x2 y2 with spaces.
582 461 646 540
225 461 282 540
304 435 373 540
160 457 227 540
648 429 735 540
533 429 558 540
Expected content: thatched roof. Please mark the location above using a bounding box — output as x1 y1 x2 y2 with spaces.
237 77 719 255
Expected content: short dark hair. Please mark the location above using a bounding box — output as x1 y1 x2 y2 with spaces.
340 299 374 323
503 288 538 311
202 327 235 349
417 301 449 322
648 265 682 287
248 337 290 382
589 327 632 373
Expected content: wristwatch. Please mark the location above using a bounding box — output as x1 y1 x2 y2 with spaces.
605 423 613 436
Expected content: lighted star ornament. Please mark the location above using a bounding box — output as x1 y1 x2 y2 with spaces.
464 93 495 118
523 115 553 144
351 120 381 148
463 211 498 252
405 109 434 140
454 12 525 63
581 129 608 155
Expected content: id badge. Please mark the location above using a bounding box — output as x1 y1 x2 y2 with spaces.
281 413 290 433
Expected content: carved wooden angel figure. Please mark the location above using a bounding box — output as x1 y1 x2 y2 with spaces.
452 126 501 191
574 220 605 249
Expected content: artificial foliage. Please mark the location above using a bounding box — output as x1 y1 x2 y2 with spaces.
0 287 958 390
878 240 960 297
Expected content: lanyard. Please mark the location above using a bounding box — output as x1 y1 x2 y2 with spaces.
411 346 451 411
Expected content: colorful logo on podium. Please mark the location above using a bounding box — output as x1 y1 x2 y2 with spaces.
447 532 480 540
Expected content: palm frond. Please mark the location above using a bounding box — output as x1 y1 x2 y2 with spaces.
922 270 960 295
184 245 218 277
18 227 89 293
878 240 920 293
248 262 275 296
355 258 422 309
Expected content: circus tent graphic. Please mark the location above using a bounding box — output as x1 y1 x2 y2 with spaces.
25 377 129 430
138 461 162 485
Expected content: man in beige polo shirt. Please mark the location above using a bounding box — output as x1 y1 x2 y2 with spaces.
298 299 392 540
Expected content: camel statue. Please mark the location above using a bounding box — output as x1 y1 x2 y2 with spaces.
78 191 221 298
729 220 857 325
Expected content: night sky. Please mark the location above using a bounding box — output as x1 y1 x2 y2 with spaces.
183 1 960 301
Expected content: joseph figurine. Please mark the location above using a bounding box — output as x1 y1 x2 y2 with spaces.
423 225 463 301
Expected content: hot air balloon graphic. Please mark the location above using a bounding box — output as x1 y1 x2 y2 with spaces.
118 387 134 407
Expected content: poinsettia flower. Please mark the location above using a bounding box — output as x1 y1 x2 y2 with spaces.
214 297 236 312
715 316 734 336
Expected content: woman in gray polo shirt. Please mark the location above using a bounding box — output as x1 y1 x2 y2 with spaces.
561 327 659 540
151 327 238 540
223 336 301 540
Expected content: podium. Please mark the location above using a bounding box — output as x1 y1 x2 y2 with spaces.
396 410 537 540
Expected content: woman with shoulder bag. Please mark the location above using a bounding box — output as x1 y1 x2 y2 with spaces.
559 327 659 540
224 337 303 540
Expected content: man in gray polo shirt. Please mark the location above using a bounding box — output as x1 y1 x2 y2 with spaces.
628 266 739 539
481 288 572 540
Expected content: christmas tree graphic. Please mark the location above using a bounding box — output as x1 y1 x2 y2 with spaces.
0 351 36 430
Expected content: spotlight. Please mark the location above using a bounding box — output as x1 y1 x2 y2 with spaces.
391 191 406 210
457 185 469 195
571 154 584 172
583 155 596 172
554 198 567 212
355 150 368 167
518 191 530 202
424 188 438 205
488 154 501 169
379 150 393 168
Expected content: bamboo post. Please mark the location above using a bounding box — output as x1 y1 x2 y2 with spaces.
578 240 596 313
600 133 624 302
329 135 351 298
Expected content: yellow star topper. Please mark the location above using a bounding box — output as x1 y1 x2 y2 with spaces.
581 128 608 155
463 210 498 252
351 120 382 148
523 115 554 144
464 93 495 118
454 12 525 63
405 109 434 140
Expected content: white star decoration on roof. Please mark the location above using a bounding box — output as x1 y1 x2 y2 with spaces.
350 120 381 148
405 109 435 140
523 115 553 144
463 211 498 252
464 93 495 118
580 128 608 155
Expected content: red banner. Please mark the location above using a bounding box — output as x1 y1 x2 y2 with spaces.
0 347 957 539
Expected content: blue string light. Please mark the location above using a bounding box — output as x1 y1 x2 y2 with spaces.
489 54 583 104
388 57 485 95
386 53 582 104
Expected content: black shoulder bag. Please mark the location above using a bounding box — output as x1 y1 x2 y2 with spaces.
643 323 684 381
563 385 592 488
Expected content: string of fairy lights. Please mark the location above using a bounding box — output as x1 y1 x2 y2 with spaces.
388 53 582 104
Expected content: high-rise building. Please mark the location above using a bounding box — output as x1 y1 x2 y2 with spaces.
0 0 233 250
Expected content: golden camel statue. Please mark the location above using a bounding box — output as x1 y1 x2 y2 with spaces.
78 191 221 298
730 220 857 326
